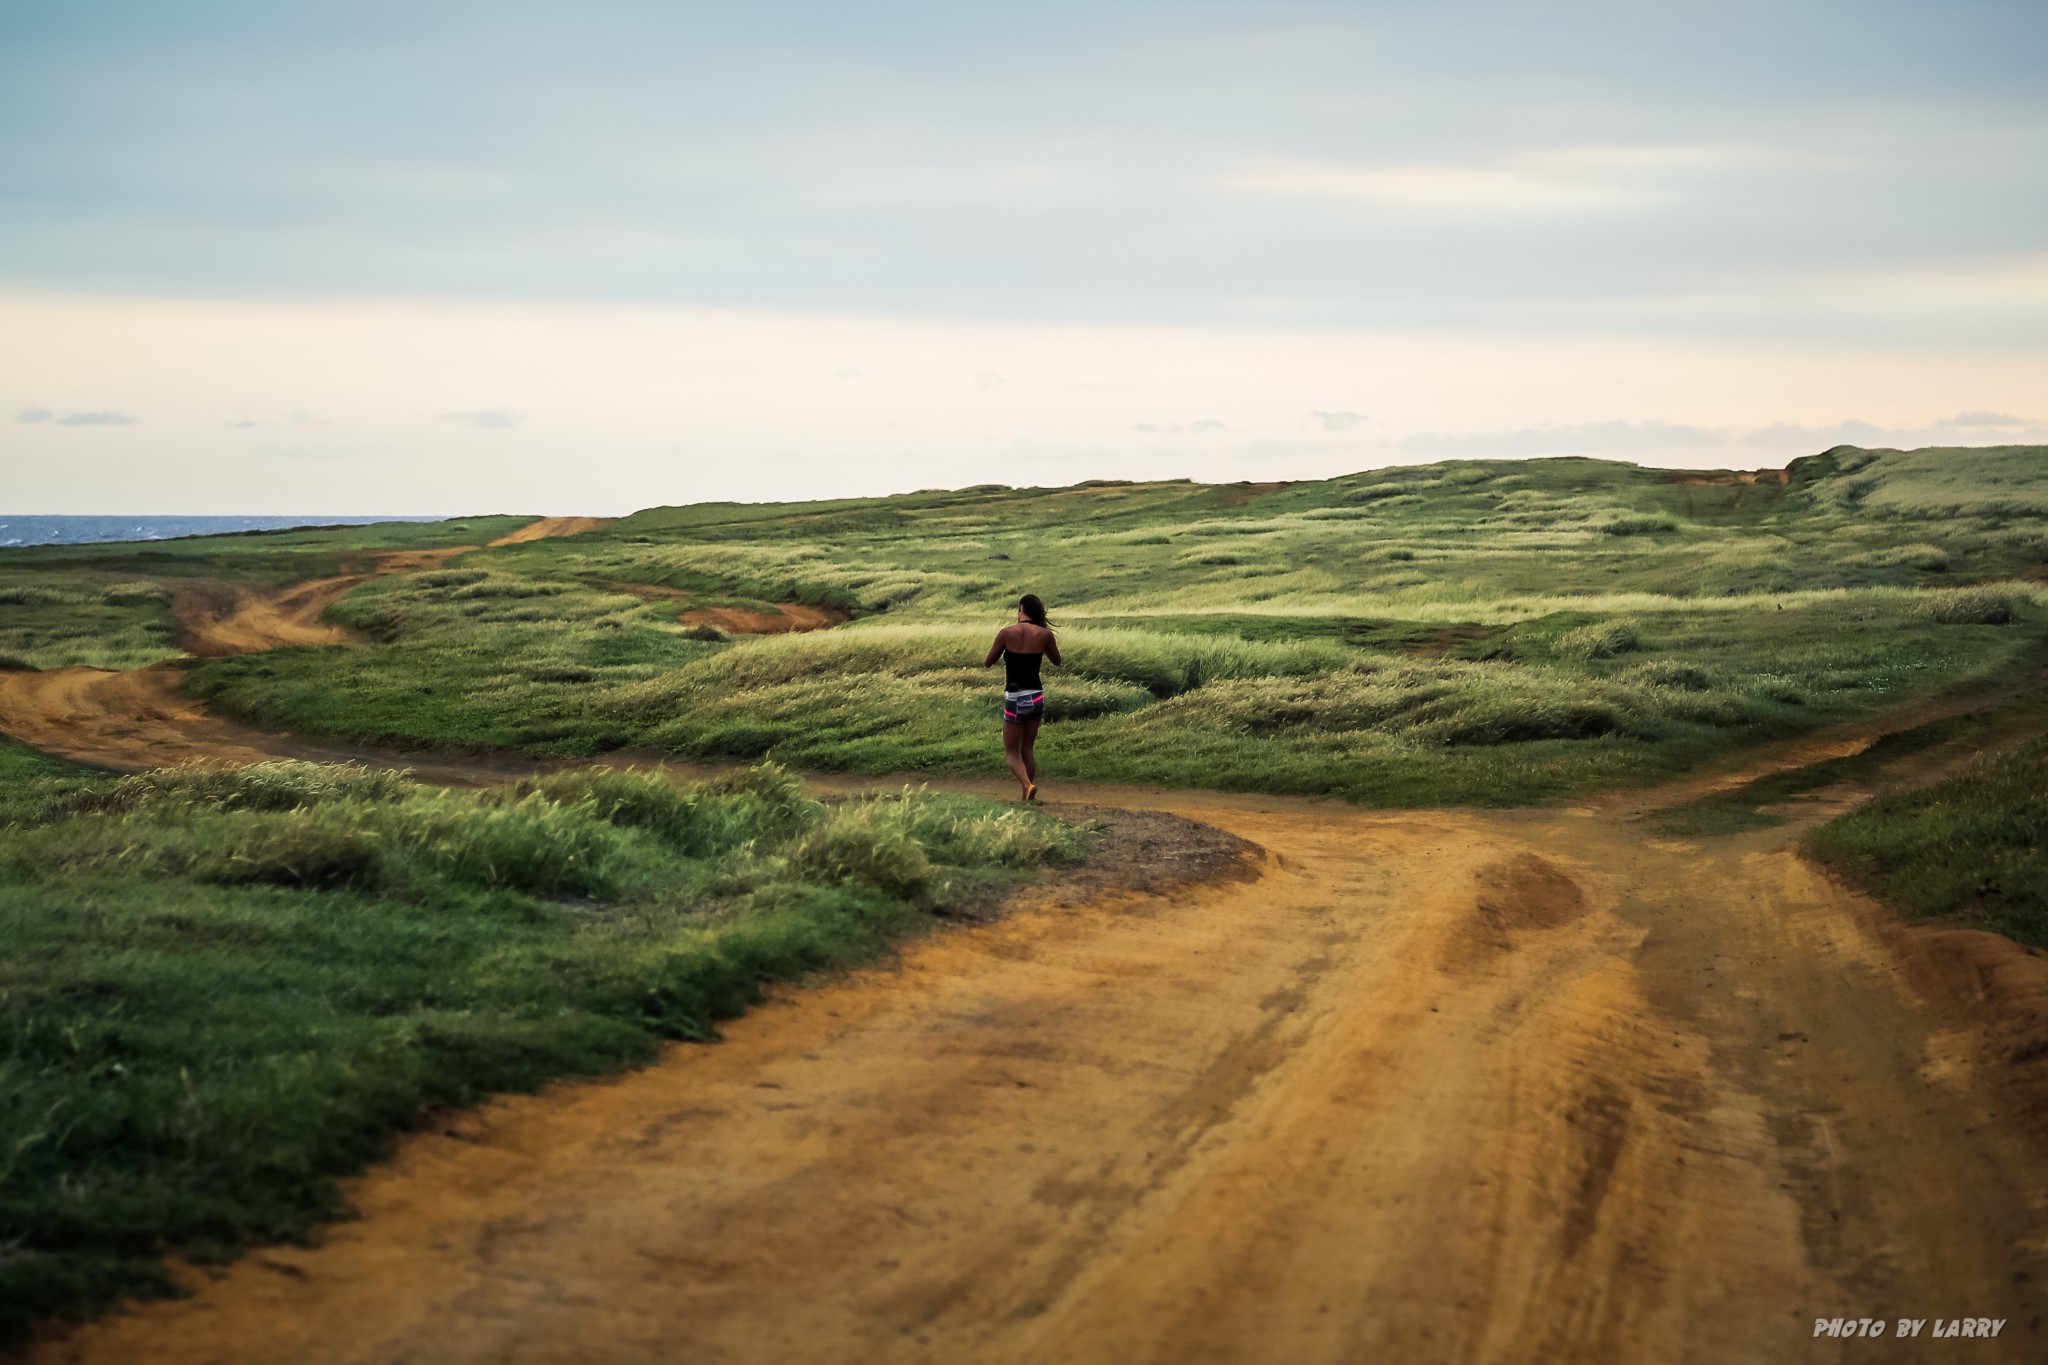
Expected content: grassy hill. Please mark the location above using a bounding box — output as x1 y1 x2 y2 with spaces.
5 446 2045 804
0 445 2043 1335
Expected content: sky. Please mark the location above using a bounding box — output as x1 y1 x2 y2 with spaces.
2 0 2044 514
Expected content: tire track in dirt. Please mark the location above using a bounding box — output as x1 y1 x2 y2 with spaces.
489 516 610 546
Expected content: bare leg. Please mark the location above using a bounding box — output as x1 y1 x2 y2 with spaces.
1021 715 1041 792
1002 721 1032 798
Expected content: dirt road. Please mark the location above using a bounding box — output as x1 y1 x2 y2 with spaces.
9 559 2048 1362
29 784 2048 1363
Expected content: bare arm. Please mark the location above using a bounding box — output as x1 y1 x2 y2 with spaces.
984 631 1006 668
1045 634 1062 667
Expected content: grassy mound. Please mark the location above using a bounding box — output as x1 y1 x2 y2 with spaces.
6 449 2045 805
0 754 1088 1340
1805 736 2048 946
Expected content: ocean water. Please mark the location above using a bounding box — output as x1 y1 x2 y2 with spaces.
0 515 444 548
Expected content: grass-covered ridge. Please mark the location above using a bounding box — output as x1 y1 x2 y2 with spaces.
3 448 2045 804
187 448 2048 805
0 755 1088 1340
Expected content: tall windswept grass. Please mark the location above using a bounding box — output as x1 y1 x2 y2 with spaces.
511 764 823 855
1807 446 2048 518
602 624 1351 723
0 585 90 606
1911 586 2016 625
107 443 2046 802
80 760 412 813
1553 620 1641 661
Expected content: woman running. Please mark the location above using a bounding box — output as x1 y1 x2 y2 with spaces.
984 593 1061 801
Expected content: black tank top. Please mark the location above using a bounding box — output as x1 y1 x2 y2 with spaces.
1004 649 1043 691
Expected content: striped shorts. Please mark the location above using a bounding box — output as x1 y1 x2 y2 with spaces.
1003 689 1045 723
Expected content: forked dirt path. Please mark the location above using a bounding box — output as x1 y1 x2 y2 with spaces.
31 781 2048 1365
171 548 473 656
0 540 559 781
8 551 2048 1360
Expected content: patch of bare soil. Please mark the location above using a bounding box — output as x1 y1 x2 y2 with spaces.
1662 466 1792 487
1402 624 1488 657
488 516 610 546
1213 480 1292 508
680 603 848 634
940 805 1260 923
580 581 844 633
0 662 549 785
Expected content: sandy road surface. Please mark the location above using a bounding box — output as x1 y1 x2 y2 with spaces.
29 777 2048 1363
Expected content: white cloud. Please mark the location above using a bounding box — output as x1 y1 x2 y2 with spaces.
1936 410 2029 427
1134 419 1229 435
1311 410 1365 431
1207 141 1796 221
1739 416 2048 450
228 411 334 430
440 410 518 430
1213 157 1652 215
18 407 138 426
1404 420 1722 456
5 289 2043 513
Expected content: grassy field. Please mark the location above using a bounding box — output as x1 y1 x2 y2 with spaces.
0 748 1087 1339
23 444 2018 806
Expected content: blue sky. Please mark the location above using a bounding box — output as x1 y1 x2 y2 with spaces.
3 1 2044 512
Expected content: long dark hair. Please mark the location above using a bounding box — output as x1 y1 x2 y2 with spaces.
1019 593 1052 630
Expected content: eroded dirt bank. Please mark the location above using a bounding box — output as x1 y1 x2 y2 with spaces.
489 516 611 546
31 784 2048 1364
679 602 849 634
